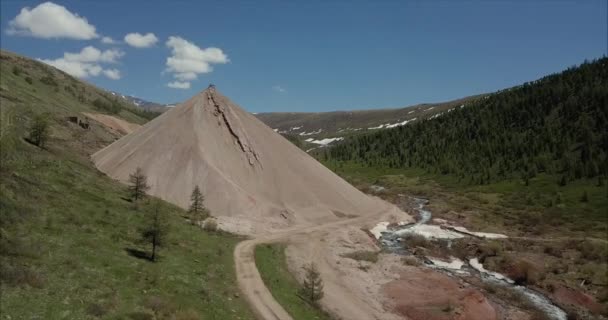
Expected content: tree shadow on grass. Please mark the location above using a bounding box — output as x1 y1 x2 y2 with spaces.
120 196 133 203
124 248 152 261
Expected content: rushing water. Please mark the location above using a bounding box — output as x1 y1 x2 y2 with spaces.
376 197 567 320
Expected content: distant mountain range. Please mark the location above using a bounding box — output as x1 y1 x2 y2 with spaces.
255 95 483 146
109 91 176 113
120 92 483 149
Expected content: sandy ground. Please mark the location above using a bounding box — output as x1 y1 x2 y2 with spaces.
234 200 408 320
82 112 141 135
236 199 540 320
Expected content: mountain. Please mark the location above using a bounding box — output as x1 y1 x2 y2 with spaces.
109 91 175 113
0 50 255 319
321 58 608 187
92 86 389 234
254 95 483 144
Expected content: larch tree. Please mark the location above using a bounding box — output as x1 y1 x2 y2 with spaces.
300 263 324 302
140 201 170 262
129 167 150 201
188 185 208 224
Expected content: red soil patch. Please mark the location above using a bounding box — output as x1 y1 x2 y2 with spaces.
383 267 497 320
552 284 605 314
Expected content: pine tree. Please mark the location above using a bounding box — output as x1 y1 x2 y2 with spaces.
188 185 208 224
140 201 170 262
129 167 150 201
300 263 324 302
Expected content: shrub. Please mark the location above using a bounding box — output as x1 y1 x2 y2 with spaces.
507 259 544 285
342 250 379 263
402 234 430 248
203 219 218 232
143 295 174 318
28 113 51 147
12 66 22 76
25 77 33 84
577 241 607 261
401 256 420 266
542 244 562 258
0 263 45 288
40 76 58 86
479 241 503 259
86 303 109 318
92 98 122 114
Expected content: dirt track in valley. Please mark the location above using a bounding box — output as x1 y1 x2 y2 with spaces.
234 203 406 320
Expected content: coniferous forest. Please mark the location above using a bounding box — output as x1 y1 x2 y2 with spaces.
321 58 608 186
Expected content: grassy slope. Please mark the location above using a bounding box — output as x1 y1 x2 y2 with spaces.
324 162 608 238
0 51 255 319
254 244 330 320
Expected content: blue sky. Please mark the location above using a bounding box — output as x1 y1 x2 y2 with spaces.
1 1 606 112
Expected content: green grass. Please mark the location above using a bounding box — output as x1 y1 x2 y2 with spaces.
254 244 331 320
323 161 608 238
0 50 255 319
0 126 255 320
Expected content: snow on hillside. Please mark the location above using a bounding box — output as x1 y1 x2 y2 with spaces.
305 137 344 145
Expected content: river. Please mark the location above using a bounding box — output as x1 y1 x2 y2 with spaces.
375 197 567 320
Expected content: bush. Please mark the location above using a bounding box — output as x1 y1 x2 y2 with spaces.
203 219 218 232
25 77 33 84
542 244 562 258
401 256 420 266
577 241 607 261
86 302 109 318
506 259 544 285
40 76 58 86
342 250 379 263
92 98 122 114
12 66 22 76
0 262 45 288
402 234 430 248
479 241 503 259
143 295 175 318
28 113 50 147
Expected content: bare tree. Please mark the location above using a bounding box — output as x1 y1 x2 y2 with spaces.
188 185 208 224
140 201 170 262
129 167 150 201
300 263 324 302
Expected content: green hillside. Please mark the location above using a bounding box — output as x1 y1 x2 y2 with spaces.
319 58 608 235
0 50 254 319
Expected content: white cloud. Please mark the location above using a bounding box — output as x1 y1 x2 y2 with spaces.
101 36 117 44
103 69 121 80
164 36 228 89
7 2 97 40
39 46 124 80
167 81 191 89
174 72 198 81
272 85 287 93
124 32 158 48
39 58 100 78
63 46 124 63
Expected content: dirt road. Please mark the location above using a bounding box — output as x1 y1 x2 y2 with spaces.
234 202 408 320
